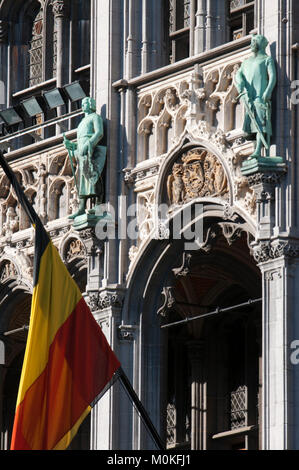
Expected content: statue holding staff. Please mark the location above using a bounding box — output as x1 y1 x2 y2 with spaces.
63 96 106 219
234 35 277 159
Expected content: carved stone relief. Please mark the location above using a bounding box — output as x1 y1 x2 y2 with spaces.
64 238 86 263
134 49 257 228
0 147 81 290
0 260 18 282
167 148 229 205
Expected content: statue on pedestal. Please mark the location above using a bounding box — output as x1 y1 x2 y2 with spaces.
235 35 277 159
63 97 106 221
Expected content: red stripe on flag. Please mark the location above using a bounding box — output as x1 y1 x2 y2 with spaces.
11 298 120 450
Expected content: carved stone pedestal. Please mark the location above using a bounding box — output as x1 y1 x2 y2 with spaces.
241 156 285 176
245 164 286 240
73 209 114 231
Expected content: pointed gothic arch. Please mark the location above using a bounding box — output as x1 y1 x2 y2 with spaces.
122 198 261 449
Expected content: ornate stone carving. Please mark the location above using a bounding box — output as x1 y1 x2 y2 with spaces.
1 206 19 236
153 221 170 240
65 238 85 262
37 164 47 223
88 289 124 312
88 293 100 312
51 0 67 17
194 224 220 253
172 252 192 277
220 223 243 246
157 286 176 317
123 168 135 185
167 148 229 204
98 292 123 310
252 240 299 263
0 261 17 282
79 227 96 242
247 171 285 186
128 245 138 263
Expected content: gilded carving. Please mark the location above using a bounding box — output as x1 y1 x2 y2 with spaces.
167 149 228 204
65 239 85 262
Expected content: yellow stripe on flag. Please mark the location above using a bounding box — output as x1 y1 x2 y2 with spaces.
16 241 82 406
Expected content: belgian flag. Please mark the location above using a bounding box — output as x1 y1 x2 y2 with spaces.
0 152 120 450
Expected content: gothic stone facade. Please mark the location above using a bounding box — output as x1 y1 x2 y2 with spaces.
0 0 298 451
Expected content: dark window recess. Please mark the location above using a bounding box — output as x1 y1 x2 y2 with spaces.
227 322 247 430
168 0 190 63
229 0 255 41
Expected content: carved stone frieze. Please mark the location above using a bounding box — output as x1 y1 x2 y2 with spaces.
167 148 229 205
87 289 125 312
252 240 299 263
247 171 285 187
99 292 123 310
123 162 161 186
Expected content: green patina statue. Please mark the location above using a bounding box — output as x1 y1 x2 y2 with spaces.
235 34 277 158
63 96 106 220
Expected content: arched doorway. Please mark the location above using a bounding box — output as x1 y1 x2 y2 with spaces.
161 232 261 450
0 254 90 450
0 287 31 450
123 201 261 450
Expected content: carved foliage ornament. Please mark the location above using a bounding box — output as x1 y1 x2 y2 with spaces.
167 148 229 205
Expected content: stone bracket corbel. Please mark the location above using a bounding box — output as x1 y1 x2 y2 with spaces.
241 159 287 240
117 324 137 342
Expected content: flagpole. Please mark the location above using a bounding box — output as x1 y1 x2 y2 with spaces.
117 367 165 451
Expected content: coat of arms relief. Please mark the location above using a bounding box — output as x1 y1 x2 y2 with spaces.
167 148 229 205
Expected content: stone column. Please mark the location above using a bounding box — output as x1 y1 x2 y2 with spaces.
52 0 67 133
0 20 8 107
188 340 207 450
189 0 196 56
141 0 149 74
246 163 299 449
194 0 206 54
89 300 123 450
51 0 67 88
254 252 299 449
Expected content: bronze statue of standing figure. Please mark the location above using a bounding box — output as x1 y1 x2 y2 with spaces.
235 35 277 158
63 96 106 219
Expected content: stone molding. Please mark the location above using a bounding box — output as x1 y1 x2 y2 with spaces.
252 240 299 263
